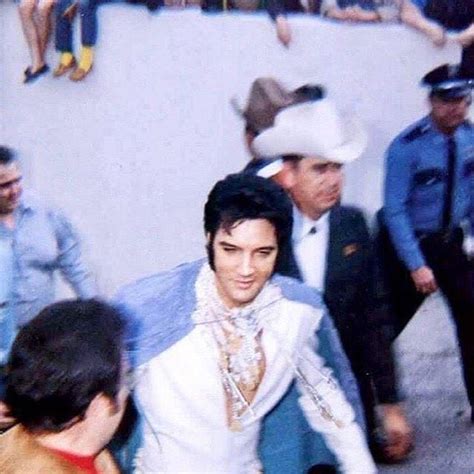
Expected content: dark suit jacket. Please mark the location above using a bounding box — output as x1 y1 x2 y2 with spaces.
281 205 399 406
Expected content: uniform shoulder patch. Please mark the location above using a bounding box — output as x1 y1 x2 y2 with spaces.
402 123 430 143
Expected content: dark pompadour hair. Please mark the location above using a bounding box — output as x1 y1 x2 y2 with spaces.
0 146 17 166
5 299 125 434
204 173 293 273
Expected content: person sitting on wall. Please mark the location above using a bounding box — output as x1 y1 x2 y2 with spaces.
53 0 99 81
268 0 447 48
0 299 128 473
18 0 56 83
409 0 474 75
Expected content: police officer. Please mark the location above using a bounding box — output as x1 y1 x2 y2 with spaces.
382 63 474 422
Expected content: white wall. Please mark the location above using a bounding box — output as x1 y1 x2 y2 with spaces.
1 3 459 295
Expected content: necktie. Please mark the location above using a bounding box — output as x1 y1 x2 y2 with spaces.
442 136 456 230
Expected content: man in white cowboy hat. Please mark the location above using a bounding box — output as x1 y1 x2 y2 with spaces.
239 78 413 468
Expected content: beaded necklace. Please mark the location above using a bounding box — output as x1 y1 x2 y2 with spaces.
194 264 281 431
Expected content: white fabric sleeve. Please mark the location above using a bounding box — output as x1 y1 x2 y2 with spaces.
296 331 377 474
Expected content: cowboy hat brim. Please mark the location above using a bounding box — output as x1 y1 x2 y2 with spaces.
252 101 368 163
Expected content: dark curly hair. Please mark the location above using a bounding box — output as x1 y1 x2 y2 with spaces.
5 299 125 434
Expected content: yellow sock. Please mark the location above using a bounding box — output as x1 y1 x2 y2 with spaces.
78 46 94 72
60 52 74 66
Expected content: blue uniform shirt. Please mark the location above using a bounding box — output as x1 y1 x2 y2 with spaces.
383 115 474 270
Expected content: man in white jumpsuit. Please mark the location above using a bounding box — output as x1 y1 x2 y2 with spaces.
116 174 376 473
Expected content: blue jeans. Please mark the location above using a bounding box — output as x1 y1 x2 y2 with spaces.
55 0 98 52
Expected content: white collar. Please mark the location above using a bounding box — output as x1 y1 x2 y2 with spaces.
292 207 330 243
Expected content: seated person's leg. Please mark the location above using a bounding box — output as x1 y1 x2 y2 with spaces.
19 0 50 81
53 0 77 77
69 0 97 81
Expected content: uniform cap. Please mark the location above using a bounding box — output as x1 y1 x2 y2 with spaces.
422 64 474 99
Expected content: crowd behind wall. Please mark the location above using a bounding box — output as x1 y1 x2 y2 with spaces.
2 2 461 294
15 0 474 83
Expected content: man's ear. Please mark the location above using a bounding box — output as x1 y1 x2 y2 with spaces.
275 162 297 190
86 393 117 420
206 232 211 244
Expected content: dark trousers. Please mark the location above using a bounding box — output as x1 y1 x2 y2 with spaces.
335 325 379 433
382 229 474 408
55 0 98 52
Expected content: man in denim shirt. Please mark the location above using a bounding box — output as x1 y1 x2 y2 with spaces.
0 146 97 374
381 64 474 422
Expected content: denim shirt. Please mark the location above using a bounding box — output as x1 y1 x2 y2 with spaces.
0 232 14 365
383 116 474 270
1 195 97 327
